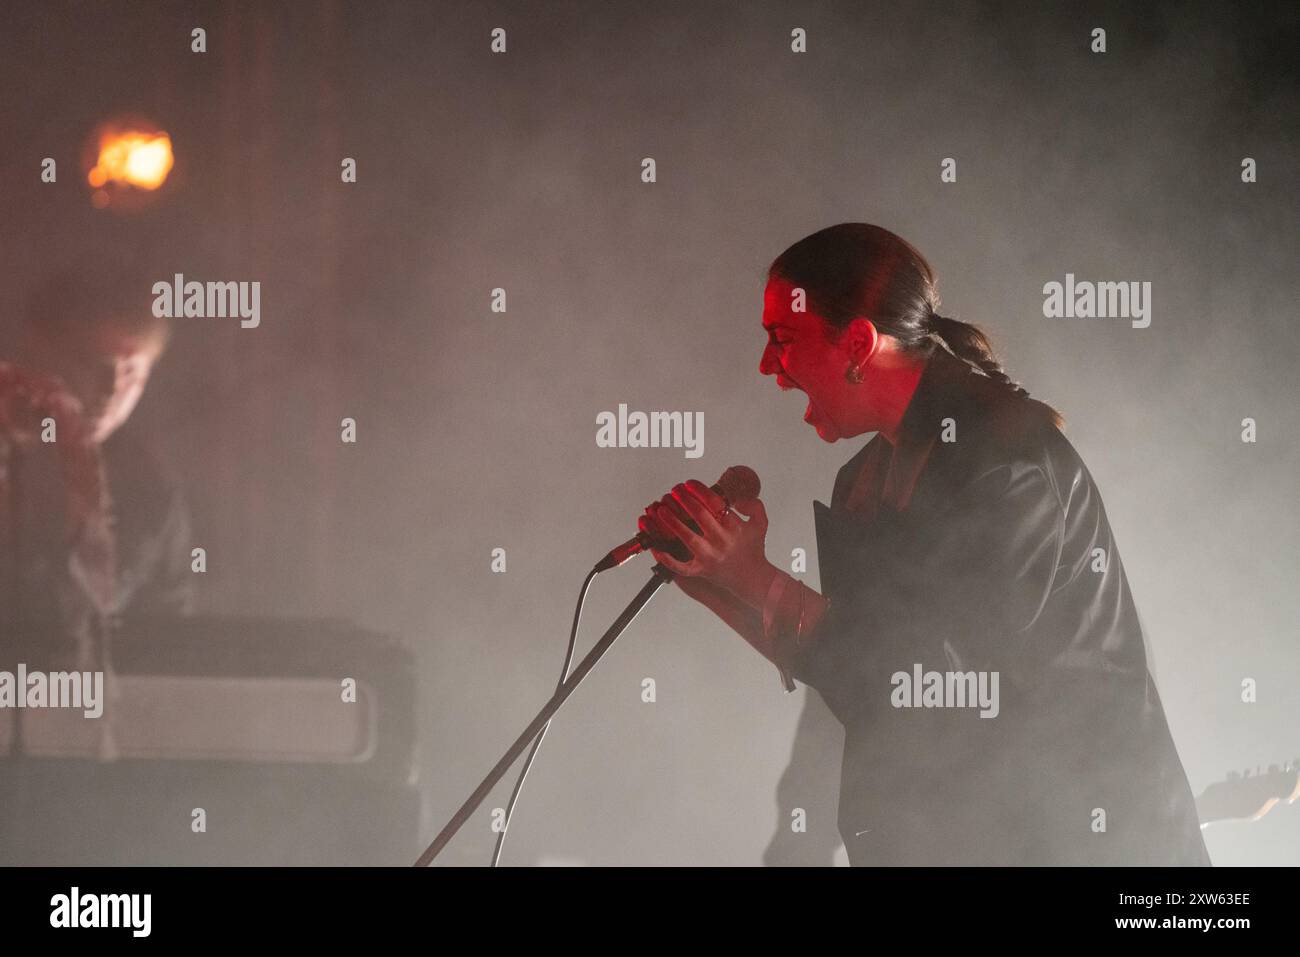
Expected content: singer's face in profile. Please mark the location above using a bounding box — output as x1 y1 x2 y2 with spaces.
760 276 873 442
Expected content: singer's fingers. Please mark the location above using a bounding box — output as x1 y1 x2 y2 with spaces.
656 492 694 526
641 495 685 539
654 502 711 557
671 482 725 538
638 510 667 538
681 480 736 527
644 502 686 547
681 479 724 511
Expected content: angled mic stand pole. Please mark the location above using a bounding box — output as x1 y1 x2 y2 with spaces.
414 562 675 867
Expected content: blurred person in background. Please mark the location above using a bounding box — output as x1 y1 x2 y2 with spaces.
0 262 192 669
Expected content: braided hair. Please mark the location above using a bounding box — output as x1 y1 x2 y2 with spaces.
768 223 1064 428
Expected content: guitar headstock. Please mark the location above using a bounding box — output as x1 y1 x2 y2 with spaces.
1196 758 1300 828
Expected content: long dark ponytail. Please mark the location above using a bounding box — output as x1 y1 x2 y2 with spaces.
768 223 1063 429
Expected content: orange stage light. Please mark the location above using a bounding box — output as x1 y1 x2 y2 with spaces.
86 129 174 191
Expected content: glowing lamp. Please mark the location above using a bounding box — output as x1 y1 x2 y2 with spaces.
82 120 175 210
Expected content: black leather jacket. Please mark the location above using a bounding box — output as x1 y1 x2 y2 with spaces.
788 347 1211 866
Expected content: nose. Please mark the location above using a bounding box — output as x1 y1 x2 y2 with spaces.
759 342 780 377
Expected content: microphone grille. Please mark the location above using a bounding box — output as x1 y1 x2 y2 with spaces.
716 465 761 503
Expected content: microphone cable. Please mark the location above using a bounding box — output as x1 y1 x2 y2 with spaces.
489 564 598 867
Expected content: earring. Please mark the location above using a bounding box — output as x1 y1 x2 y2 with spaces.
845 363 864 384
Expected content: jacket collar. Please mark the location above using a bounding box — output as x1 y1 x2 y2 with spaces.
830 346 978 511
895 344 980 445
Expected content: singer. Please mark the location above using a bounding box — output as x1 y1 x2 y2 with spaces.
641 223 1211 866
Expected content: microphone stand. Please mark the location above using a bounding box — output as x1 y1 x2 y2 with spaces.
414 561 675 867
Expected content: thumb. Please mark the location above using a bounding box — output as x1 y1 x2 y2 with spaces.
731 496 768 529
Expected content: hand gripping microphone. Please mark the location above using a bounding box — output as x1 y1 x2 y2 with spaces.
594 465 761 573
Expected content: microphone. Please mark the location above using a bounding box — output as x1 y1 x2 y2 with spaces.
594 465 761 573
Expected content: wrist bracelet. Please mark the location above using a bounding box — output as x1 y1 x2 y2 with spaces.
778 583 827 693
761 572 797 693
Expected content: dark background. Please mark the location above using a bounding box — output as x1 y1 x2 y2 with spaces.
2 0 1297 865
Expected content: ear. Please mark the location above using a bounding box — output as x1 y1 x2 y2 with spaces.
842 316 881 365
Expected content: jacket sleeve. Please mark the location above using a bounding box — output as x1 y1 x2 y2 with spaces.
790 461 1064 707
